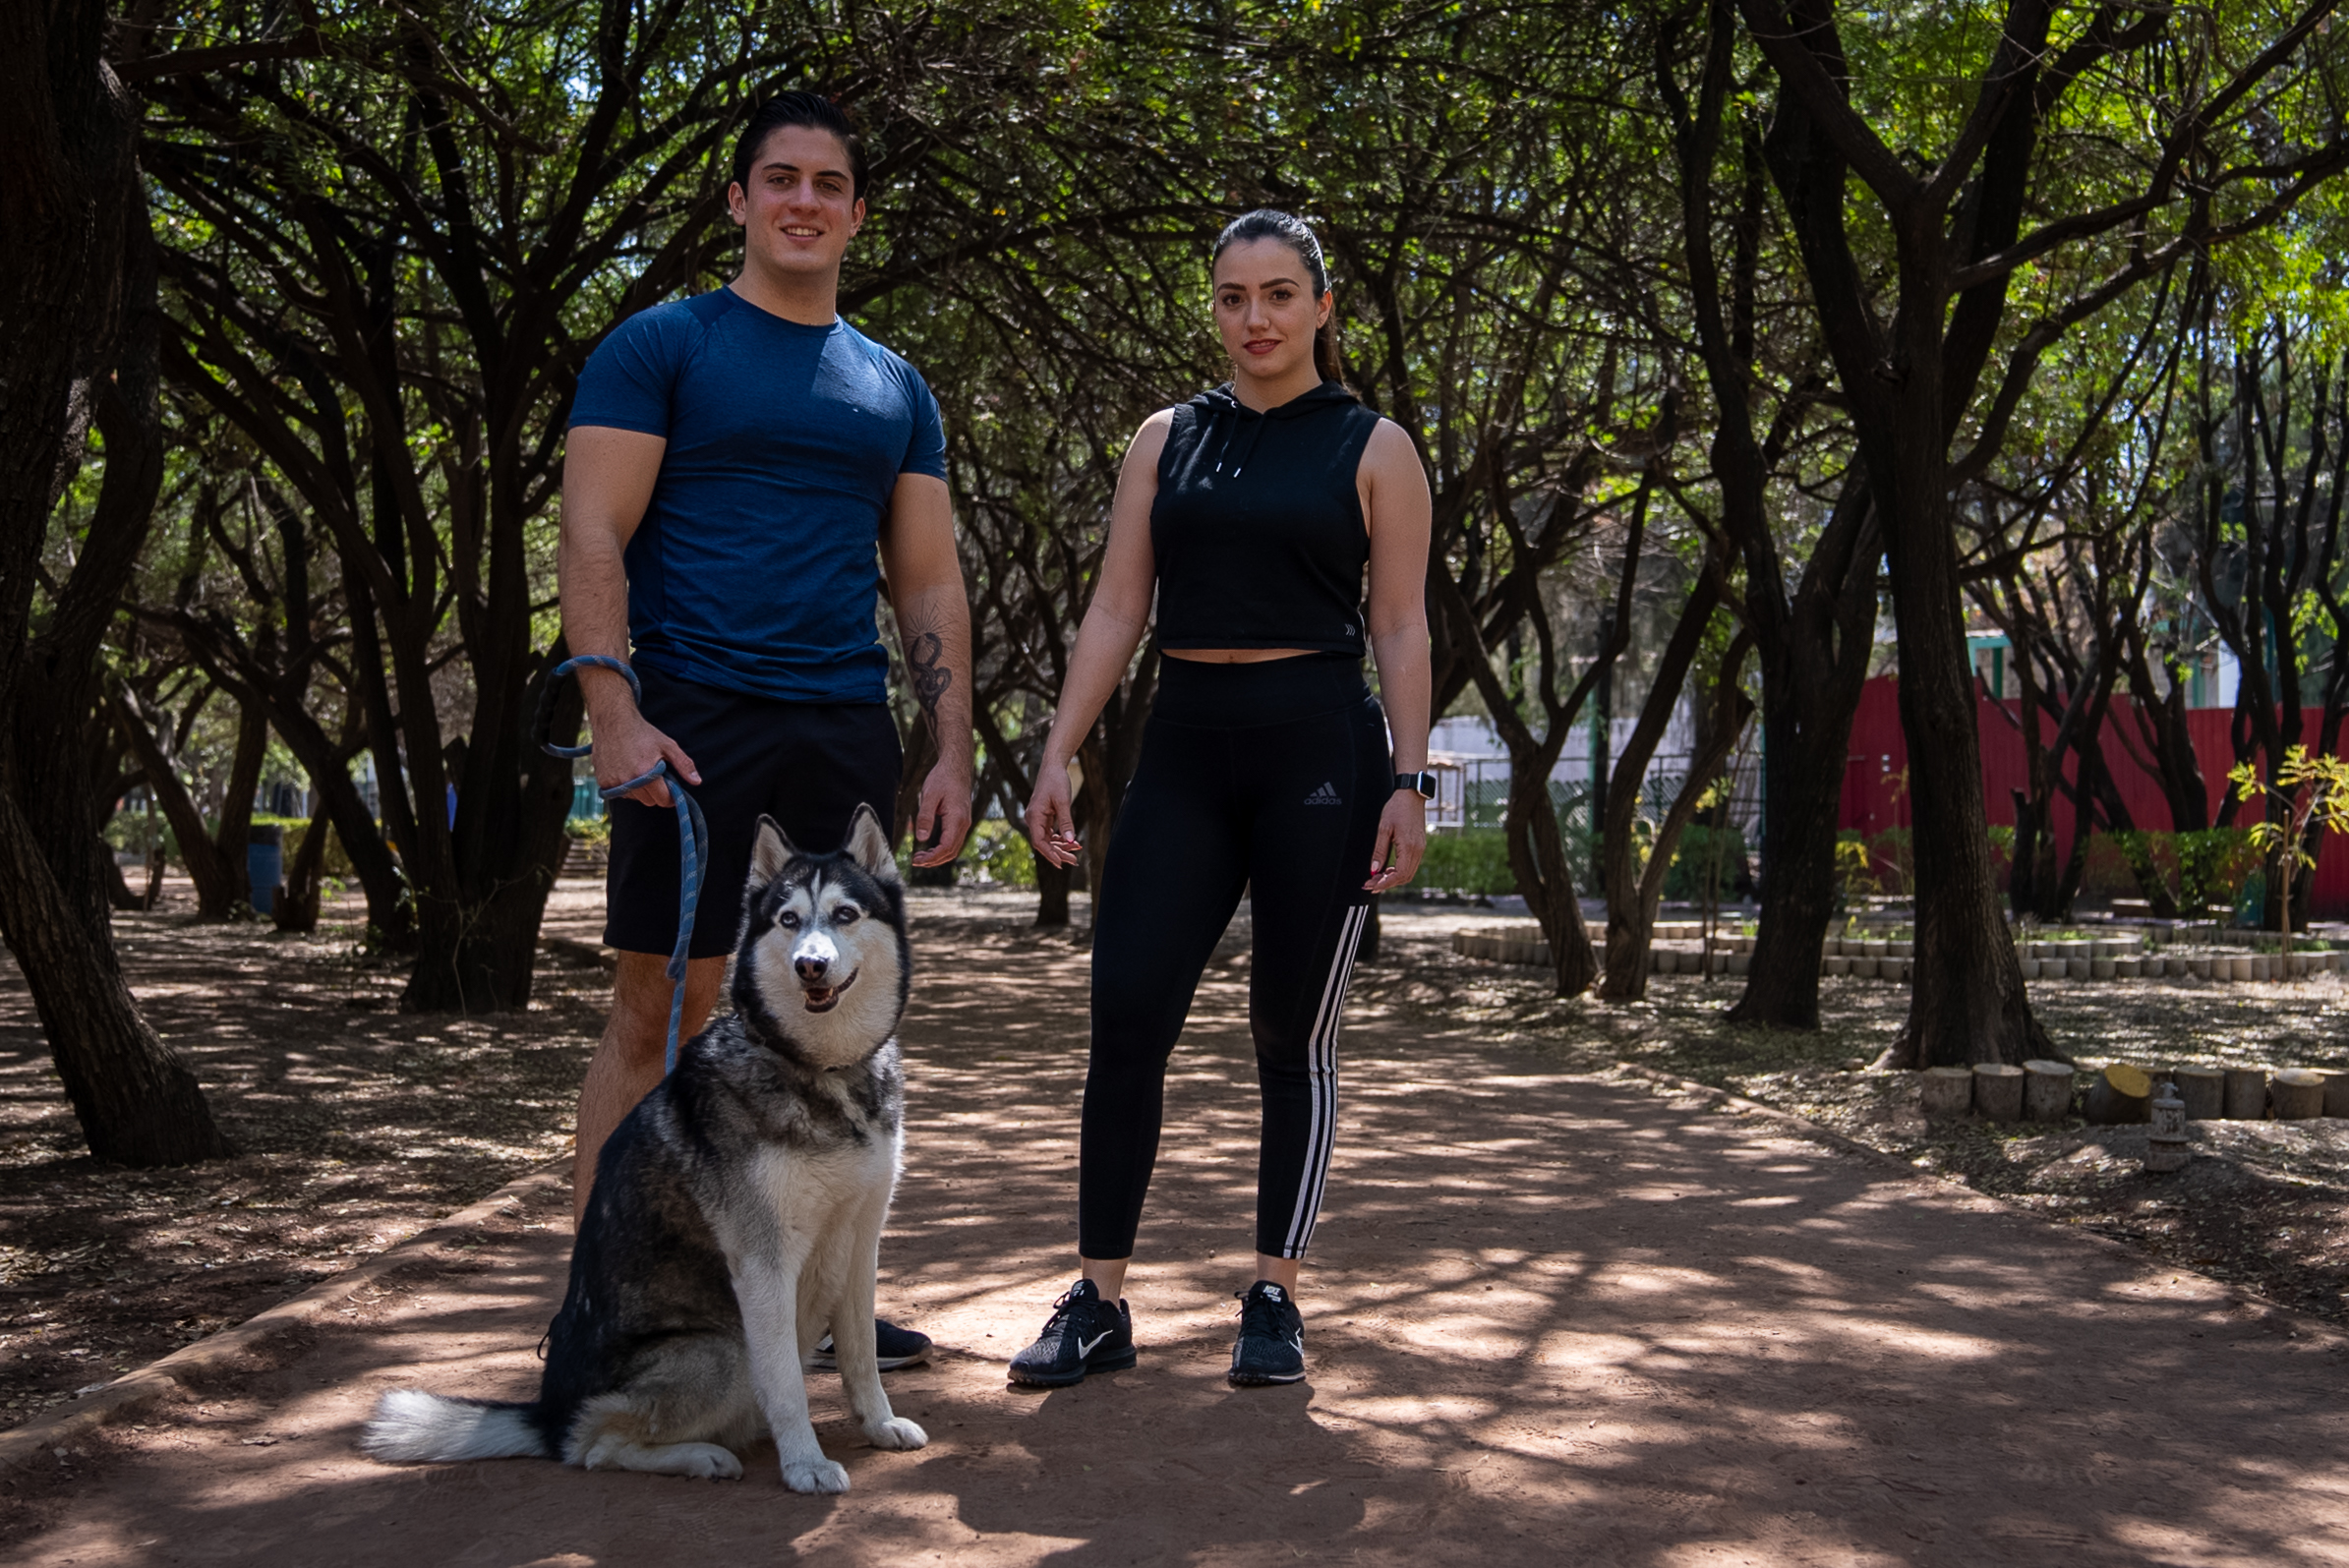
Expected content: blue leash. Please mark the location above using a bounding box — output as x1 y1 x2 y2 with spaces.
536 655 706 1074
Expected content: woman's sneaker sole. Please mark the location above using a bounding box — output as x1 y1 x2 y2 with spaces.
1008 1344 1137 1388
1227 1365 1305 1387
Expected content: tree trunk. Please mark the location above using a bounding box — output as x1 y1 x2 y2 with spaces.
1600 556 1727 1000
0 790 230 1164
1726 485 1880 1029
211 692 267 907
109 683 243 917
1735 0 2051 1066
970 702 1070 929
261 693 408 946
273 798 331 933
103 849 151 911
1873 229 2045 1070
0 23 231 1163
398 642 582 1012
1658 19 1881 1031
1033 854 1073 928
1507 765 1600 996
1605 636 1754 1003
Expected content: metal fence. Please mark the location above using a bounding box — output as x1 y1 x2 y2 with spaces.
1430 746 1767 884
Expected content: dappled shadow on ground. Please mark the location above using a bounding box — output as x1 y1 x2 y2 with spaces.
0 878 613 1428
1357 908 2349 1328
9 900 2346 1565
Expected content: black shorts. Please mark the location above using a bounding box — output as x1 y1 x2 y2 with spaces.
603 666 902 958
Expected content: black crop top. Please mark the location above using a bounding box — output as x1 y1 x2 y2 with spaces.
1149 379 1382 652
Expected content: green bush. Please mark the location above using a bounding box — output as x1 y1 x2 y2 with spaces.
1665 823 1748 901
1986 823 2015 881
2106 827 2261 914
1834 830 1876 907
103 808 175 860
1866 828 1913 896
1407 828 1518 895
963 819 1036 888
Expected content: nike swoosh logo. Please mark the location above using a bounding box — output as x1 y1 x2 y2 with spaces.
1078 1331 1113 1358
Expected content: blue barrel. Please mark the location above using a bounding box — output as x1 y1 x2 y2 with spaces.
248 824 284 916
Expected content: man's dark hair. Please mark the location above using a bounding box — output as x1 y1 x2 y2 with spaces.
732 91 867 201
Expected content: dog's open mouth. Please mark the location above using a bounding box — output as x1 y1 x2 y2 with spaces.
800 970 858 1013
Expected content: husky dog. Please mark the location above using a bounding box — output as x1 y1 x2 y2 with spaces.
361 804 924 1493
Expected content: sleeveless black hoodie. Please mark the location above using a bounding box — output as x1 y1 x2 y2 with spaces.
1149 379 1381 653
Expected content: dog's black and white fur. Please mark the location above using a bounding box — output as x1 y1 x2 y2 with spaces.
361 804 923 1493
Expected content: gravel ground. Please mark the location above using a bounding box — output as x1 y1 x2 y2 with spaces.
0 882 2340 1450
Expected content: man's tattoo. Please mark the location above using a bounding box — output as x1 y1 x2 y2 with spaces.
909 629 952 730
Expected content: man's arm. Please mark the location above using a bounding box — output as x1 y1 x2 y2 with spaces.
877 472 974 866
557 425 700 807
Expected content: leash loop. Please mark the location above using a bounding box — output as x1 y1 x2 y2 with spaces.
536 653 705 1074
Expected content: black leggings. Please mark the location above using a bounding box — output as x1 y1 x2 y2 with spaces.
1080 654 1389 1261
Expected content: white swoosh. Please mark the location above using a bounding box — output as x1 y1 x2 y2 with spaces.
1078 1330 1112 1358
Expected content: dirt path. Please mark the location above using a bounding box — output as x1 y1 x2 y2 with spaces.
0 878 615 1427
6 910 2345 1565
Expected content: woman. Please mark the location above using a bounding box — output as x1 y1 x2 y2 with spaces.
1008 209 1434 1389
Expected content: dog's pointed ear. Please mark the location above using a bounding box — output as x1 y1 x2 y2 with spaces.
844 803 898 883
749 815 798 887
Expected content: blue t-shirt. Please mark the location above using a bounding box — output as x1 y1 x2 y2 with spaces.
569 289 948 704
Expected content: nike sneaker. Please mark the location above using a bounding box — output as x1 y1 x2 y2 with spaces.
1227 1280 1306 1385
803 1317 932 1372
1007 1278 1135 1387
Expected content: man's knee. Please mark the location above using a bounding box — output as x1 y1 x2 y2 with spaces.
605 953 719 1063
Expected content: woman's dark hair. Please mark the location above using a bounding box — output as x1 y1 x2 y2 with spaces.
733 91 867 201
1211 208 1345 385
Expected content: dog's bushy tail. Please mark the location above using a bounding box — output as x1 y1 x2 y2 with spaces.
361 1390 553 1463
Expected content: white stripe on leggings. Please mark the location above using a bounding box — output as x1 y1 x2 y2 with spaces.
1282 903 1366 1257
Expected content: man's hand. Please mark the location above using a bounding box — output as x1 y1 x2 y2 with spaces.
907 760 972 867
588 694 700 809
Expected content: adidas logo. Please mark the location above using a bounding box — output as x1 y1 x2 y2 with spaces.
1303 782 1342 806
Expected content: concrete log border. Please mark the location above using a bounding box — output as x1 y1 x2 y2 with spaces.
1607 1062 2345 1351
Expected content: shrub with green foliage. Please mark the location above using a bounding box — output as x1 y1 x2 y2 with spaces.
2107 828 2262 914
1405 828 1518 895
963 819 1037 888
1665 823 1750 901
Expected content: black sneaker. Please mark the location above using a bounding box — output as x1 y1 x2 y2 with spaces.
803 1317 931 1372
1228 1281 1306 1385
1007 1279 1135 1387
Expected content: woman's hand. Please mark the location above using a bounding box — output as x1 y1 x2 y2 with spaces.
1363 789 1427 893
1027 757 1086 869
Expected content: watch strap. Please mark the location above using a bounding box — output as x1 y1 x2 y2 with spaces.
1394 770 1437 799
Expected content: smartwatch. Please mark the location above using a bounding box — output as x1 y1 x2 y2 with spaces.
1393 771 1437 799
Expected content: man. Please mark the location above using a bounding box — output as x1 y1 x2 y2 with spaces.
558 91 973 1369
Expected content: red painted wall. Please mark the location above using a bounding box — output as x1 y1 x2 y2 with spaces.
1837 675 2349 915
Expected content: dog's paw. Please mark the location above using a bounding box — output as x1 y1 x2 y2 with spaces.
864 1417 927 1451
677 1443 743 1481
781 1457 852 1494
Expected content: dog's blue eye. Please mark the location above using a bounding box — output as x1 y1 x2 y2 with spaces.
777 910 800 929
833 907 858 924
